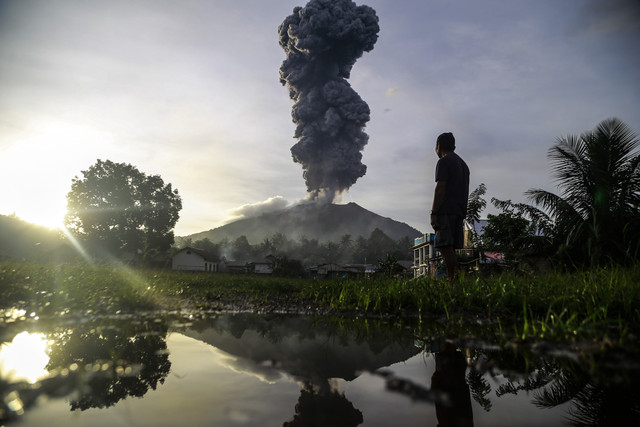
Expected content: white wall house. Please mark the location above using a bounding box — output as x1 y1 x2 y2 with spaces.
412 220 476 278
172 247 218 272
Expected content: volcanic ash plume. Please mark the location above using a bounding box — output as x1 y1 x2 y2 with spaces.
278 0 379 202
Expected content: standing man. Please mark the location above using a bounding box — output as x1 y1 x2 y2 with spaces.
430 132 470 279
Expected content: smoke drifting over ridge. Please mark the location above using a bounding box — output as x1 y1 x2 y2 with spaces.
278 0 379 202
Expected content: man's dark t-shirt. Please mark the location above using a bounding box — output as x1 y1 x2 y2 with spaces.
435 152 470 217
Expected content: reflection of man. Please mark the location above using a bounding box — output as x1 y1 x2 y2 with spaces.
431 342 474 427
430 132 470 279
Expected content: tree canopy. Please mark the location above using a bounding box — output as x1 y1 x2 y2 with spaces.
482 198 541 261
65 160 182 262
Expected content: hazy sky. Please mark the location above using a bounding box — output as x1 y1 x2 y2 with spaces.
1 0 638 236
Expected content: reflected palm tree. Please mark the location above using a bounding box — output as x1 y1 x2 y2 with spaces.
466 369 491 412
412 337 640 425
531 359 640 426
479 346 640 426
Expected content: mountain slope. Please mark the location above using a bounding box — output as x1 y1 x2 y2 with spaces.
182 202 422 244
0 214 65 260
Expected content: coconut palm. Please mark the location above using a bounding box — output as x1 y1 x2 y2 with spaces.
526 118 640 265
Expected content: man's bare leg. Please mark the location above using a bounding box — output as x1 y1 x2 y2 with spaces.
440 246 459 280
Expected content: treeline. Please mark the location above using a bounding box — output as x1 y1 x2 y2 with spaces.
178 228 414 266
0 211 414 268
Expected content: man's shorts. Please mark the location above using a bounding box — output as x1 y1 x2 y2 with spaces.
434 214 464 249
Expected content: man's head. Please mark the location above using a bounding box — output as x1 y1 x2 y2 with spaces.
436 132 455 158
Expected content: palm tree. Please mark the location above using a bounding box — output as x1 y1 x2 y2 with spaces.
526 118 640 265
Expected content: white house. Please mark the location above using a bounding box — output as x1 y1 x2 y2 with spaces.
412 219 476 278
172 247 218 272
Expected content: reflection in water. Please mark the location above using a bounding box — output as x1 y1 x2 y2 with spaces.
431 341 473 427
372 342 476 426
284 381 363 427
466 341 640 426
489 347 640 425
45 317 171 411
182 314 420 381
0 332 49 383
0 312 639 425
180 314 422 426
0 316 170 423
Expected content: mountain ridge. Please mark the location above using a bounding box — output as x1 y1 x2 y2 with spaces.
180 202 423 245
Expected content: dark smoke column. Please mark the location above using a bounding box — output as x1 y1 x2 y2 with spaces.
278 0 379 202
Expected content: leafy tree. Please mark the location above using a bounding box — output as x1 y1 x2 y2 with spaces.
270 232 289 254
365 228 398 263
321 241 341 264
466 183 487 251
352 235 369 263
339 234 354 262
191 238 221 261
395 235 414 260
526 118 640 265
297 235 322 265
231 235 253 261
376 254 402 277
259 237 275 256
466 183 487 227
482 199 538 261
270 255 305 277
65 160 181 262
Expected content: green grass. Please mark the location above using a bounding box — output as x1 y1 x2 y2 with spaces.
309 267 640 342
1 261 639 343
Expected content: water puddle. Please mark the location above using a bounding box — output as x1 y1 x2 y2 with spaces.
1 312 638 425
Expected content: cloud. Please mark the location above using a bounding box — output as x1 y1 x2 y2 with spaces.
223 196 291 224
577 0 640 35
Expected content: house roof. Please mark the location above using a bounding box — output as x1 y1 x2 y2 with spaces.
174 246 217 262
397 260 414 270
309 263 375 274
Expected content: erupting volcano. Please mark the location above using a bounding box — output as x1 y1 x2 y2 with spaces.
278 0 379 203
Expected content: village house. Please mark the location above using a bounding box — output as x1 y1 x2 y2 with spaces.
251 255 274 274
172 247 218 272
309 263 375 279
412 219 477 278
217 256 275 274
219 259 249 274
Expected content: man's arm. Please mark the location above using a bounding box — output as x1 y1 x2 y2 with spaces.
430 180 446 229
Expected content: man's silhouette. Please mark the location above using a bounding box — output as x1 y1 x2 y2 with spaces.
430 132 470 279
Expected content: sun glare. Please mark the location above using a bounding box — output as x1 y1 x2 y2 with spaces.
17 206 67 231
1 120 110 230
0 332 51 384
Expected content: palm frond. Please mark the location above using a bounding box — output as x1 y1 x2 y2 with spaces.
525 189 582 222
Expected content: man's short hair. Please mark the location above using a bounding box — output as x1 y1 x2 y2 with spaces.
437 132 455 151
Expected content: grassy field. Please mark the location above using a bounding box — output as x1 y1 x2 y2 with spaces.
1 261 639 343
